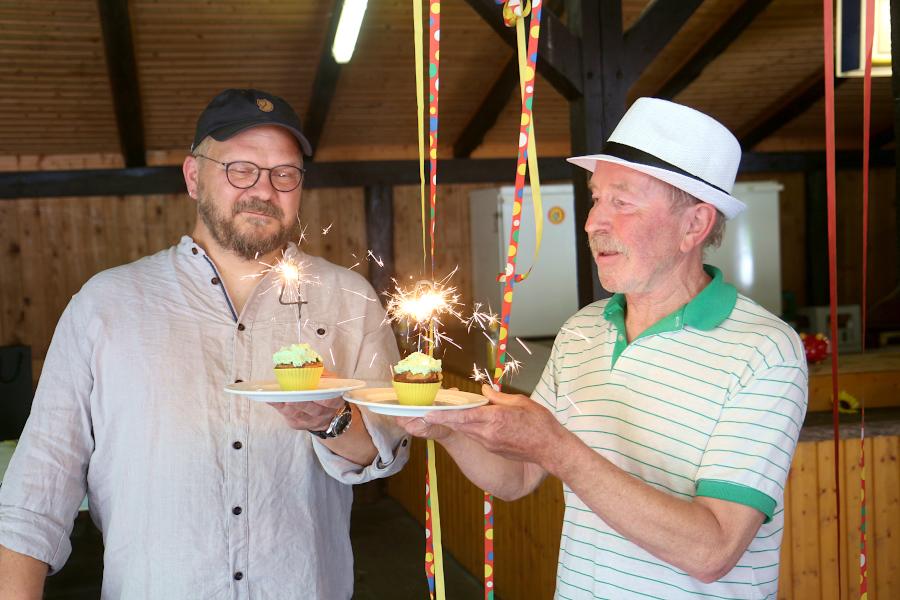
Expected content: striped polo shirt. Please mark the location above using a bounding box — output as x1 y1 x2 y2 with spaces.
531 266 808 600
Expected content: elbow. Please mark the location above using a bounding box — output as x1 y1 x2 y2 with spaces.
686 549 738 584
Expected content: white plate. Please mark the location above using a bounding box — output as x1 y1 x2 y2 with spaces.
224 378 366 402
343 387 488 416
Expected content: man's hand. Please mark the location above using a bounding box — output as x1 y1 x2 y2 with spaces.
419 384 567 467
268 396 343 431
268 369 342 431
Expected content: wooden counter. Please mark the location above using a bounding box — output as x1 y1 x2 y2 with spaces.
385 371 900 600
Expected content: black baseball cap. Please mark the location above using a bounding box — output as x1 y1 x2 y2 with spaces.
191 88 312 155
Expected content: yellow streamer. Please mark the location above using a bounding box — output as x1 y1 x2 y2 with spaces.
427 439 446 599
413 0 427 272
515 14 543 281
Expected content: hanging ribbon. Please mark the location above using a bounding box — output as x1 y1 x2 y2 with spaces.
496 0 544 284
414 0 427 275
484 1 545 598
858 0 874 596
822 0 842 593
414 1 446 598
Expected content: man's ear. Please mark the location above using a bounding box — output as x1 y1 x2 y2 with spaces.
680 202 717 252
183 155 199 199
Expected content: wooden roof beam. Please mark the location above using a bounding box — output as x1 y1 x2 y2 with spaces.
655 0 774 100
738 71 847 150
1 151 894 199
463 0 582 99
304 0 347 159
622 0 703 87
97 0 146 168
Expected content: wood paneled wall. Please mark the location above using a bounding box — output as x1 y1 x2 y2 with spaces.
387 371 900 599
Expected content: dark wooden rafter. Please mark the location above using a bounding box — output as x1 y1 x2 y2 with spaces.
304 0 347 158
462 0 582 99
0 151 893 200
96 0 146 168
655 0 775 100
738 71 847 150
621 0 703 87
453 56 519 158
453 0 565 158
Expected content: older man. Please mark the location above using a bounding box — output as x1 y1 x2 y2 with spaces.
0 89 407 599
403 98 807 599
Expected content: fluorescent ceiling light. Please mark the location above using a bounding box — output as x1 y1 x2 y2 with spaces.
332 0 368 64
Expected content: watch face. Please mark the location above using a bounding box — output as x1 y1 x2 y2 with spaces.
332 408 352 436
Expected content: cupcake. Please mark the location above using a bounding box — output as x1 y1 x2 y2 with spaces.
392 351 443 406
272 343 324 390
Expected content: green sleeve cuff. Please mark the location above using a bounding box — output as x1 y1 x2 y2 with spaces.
696 480 777 523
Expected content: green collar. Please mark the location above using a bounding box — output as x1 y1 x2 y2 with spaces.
603 265 737 367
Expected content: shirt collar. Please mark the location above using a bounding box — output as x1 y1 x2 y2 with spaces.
603 264 737 336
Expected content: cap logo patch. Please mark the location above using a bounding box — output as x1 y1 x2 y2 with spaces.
256 99 274 112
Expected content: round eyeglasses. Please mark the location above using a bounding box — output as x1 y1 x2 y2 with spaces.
194 154 306 192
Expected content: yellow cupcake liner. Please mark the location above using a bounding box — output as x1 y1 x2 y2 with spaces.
274 365 324 391
392 381 442 406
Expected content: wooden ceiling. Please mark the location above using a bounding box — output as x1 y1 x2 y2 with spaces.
0 0 893 163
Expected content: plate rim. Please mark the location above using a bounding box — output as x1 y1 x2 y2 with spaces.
223 378 367 397
343 387 487 412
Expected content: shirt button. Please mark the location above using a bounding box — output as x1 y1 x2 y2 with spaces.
237 323 246 331
191 247 198 255
232 506 242 515
234 571 243 581
316 327 326 336
211 276 220 285
232 441 243 450
617 335 624 342
401 438 409 447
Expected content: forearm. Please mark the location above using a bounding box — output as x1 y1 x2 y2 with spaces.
319 404 378 466
439 431 544 501
0 546 48 599
547 432 740 581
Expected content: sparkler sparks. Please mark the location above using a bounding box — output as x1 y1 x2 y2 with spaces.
560 326 589 342
383 272 463 353
366 250 385 268
465 302 499 333
322 223 333 236
515 337 533 355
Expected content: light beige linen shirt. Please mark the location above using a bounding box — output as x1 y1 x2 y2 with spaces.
0 236 408 600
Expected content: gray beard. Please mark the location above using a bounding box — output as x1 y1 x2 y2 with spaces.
197 190 292 260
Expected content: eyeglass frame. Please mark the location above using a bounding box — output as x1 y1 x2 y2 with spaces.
193 154 306 192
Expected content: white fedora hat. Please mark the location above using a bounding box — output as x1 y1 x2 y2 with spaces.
568 97 746 219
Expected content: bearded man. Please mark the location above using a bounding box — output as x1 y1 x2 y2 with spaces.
0 89 408 600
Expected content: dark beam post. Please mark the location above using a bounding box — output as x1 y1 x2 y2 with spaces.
364 184 395 296
97 0 146 168
568 0 625 306
304 0 347 158
655 0 774 99
892 0 900 289
805 169 829 306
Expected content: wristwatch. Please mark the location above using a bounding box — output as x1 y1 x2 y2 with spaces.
310 402 353 439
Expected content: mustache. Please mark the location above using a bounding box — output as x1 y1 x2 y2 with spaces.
232 198 283 220
589 234 628 256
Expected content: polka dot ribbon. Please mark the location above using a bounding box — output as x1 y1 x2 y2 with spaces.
495 0 544 286
414 2 446 599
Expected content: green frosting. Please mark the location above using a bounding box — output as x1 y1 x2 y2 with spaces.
272 343 322 367
393 351 442 375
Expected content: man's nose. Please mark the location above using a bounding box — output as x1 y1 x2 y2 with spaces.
584 202 609 234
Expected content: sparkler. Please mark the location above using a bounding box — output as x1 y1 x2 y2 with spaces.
383 273 464 354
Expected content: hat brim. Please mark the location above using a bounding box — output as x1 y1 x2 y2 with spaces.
567 154 746 220
210 120 313 156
